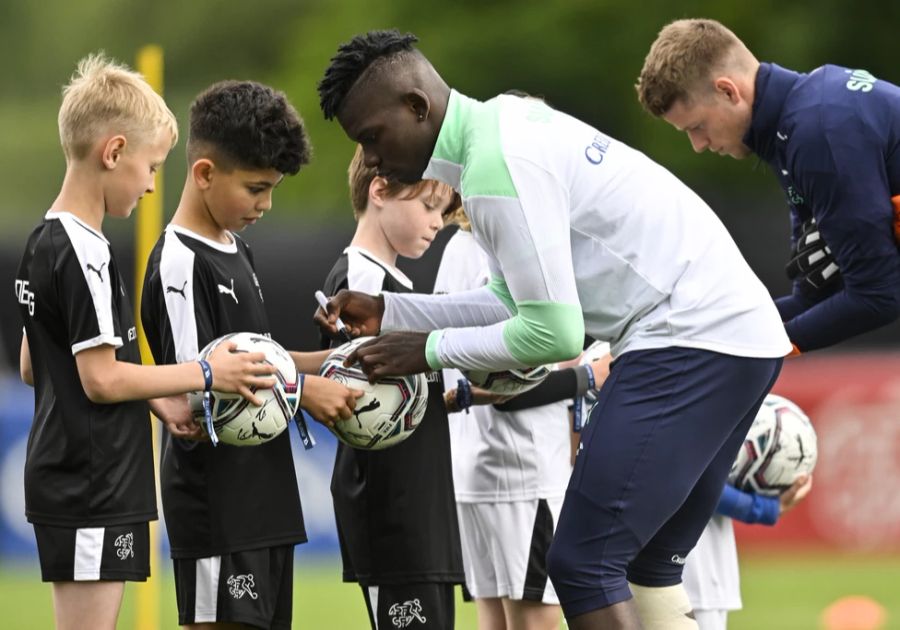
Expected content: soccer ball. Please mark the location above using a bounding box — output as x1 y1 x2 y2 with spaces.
729 394 818 496
581 339 611 365
319 337 429 450
188 332 301 446
463 365 551 396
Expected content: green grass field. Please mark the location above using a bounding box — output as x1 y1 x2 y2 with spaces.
0 553 898 629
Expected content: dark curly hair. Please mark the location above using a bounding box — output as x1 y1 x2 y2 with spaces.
188 80 310 175
318 29 419 120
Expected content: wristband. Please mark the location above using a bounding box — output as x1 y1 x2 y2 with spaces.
199 359 213 391
583 363 596 391
292 374 316 450
198 360 219 446
456 378 473 413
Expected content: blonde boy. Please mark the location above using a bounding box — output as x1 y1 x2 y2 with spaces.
15 54 273 630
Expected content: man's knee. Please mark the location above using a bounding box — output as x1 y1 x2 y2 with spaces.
628 582 698 630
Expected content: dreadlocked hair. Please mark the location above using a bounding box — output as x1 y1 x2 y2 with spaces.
318 29 419 120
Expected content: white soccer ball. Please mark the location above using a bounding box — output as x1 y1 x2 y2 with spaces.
463 365 551 396
319 337 429 450
581 340 611 365
729 394 818 496
188 332 300 447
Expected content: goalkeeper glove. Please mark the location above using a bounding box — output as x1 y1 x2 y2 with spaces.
785 217 841 292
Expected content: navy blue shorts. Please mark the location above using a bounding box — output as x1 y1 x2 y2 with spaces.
546 347 782 618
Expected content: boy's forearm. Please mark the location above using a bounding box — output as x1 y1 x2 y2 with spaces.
76 349 205 403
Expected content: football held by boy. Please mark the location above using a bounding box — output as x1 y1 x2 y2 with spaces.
141 80 360 629
315 30 791 630
15 55 275 630
318 145 464 630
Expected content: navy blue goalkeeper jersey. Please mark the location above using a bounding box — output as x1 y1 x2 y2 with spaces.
743 62 900 350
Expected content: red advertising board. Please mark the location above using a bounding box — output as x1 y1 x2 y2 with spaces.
734 352 900 552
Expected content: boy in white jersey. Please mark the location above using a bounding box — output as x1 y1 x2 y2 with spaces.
436 208 569 630
315 30 790 630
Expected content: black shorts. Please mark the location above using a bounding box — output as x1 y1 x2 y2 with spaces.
362 582 455 630
33 522 150 582
173 545 294 629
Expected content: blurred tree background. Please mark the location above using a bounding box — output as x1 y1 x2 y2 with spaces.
1 0 899 366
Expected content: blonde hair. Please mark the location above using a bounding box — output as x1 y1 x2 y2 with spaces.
447 206 470 232
347 144 460 219
636 19 747 116
58 52 178 161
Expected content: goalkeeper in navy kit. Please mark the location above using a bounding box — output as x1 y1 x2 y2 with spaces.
639 18 900 354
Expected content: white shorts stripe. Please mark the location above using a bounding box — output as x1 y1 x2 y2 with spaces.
456 498 563 604
195 556 221 623
367 585 380 630
73 527 104 581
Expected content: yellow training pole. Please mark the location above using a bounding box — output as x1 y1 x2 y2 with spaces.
134 44 165 630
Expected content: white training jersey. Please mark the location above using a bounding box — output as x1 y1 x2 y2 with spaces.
383 91 791 372
682 515 742 612
436 230 572 502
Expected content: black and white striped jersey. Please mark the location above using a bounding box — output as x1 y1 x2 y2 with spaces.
15 211 156 527
321 246 464 586
142 225 305 559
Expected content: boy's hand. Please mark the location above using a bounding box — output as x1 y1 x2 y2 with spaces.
345 332 430 382
205 341 277 406
301 375 363 427
779 474 813 515
150 395 206 441
588 352 613 390
314 290 384 339
443 385 512 413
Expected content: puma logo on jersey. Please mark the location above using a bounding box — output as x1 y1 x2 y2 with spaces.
217 278 238 304
227 574 258 600
86 262 107 282
776 131 788 141
166 280 188 299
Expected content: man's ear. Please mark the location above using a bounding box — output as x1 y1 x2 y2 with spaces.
368 176 389 208
192 158 216 190
101 135 127 170
713 77 743 105
405 89 431 122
